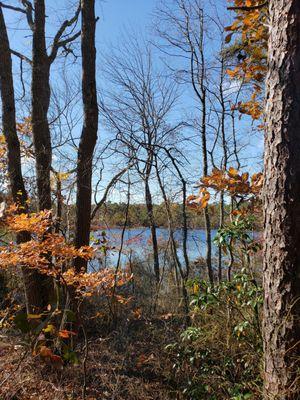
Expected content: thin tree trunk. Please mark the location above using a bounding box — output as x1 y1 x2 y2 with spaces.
74 0 98 272
155 160 190 322
218 191 224 283
218 57 227 283
0 5 49 312
201 88 214 285
162 147 190 278
145 176 160 284
263 1 300 398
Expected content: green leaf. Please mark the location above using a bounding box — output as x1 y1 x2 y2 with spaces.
14 313 31 333
65 309 76 323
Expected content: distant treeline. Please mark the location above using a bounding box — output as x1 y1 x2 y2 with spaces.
91 201 234 230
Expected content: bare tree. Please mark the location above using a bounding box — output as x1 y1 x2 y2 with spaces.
101 38 181 284
155 0 215 283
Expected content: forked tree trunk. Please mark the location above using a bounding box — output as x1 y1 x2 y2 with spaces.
0 6 49 312
263 1 300 398
74 0 98 272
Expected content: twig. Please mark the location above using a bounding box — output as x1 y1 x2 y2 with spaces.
81 323 88 400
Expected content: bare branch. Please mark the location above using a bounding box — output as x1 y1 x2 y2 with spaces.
21 0 34 30
0 2 26 14
49 2 81 63
10 49 32 64
91 165 132 221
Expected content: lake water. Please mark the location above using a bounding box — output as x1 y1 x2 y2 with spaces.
90 227 220 269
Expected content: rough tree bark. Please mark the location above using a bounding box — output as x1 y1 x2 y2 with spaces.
31 0 52 211
31 0 80 211
263 1 300 398
74 0 98 272
0 5 49 311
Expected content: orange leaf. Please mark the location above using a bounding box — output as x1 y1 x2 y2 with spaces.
58 330 76 339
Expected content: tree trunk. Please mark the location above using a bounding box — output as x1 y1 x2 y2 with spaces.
0 5 49 312
218 192 224 283
155 159 189 322
201 89 214 285
263 1 300 398
218 57 227 283
74 0 98 272
32 0 52 211
145 177 160 284
30 0 55 307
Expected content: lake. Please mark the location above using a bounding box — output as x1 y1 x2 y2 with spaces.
90 227 220 270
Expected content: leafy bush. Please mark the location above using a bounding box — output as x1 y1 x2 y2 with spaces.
166 272 263 399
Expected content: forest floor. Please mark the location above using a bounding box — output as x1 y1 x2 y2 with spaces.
0 317 183 400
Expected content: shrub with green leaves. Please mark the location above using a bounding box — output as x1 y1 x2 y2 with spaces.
166 273 263 399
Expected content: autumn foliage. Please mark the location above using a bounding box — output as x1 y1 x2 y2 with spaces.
187 167 263 211
0 203 132 366
226 0 268 119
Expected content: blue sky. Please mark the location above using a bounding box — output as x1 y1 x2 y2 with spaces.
98 0 155 40
2 0 263 203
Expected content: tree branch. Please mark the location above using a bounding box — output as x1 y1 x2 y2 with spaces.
91 165 132 221
0 2 26 14
20 0 34 30
10 49 32 64
49 2 81 63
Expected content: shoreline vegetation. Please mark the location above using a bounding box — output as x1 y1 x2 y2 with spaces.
90 201 262 231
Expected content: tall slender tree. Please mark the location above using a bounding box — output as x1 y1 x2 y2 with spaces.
263 1 300 398
0 5 46 311
74 0 98 272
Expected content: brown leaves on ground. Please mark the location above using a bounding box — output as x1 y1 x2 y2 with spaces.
0 317 181 400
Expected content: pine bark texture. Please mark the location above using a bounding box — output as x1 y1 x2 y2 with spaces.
0 6 49 312
263 1 300 398
74 0 98 272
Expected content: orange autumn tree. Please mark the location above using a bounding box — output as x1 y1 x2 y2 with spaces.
0 204 131 365
226 0 268 119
